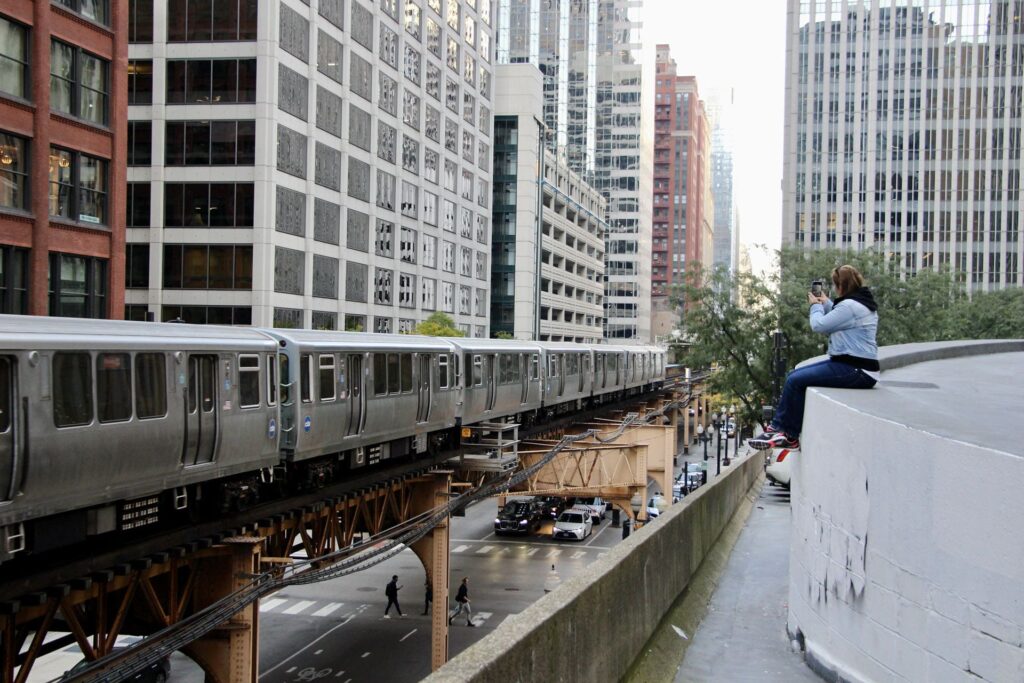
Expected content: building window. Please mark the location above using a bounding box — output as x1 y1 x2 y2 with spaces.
0 16 28 99
50 41 109 126
48 147 108 225
0 132 28 211
126 182 151 227
48 253 108 318
127 121 152 166
0 246 28 314
164 120 255 165
125 244 150 288
127 60 153 104
55 0 110 26
166 59 256 104
164 183 254 227
167 0 259 42
128 0 154 42
161 305 251 324
162 244 253 289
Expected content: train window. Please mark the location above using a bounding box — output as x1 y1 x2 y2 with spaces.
374 354 388 396
53 352 94 427
565 353 577 376
387 353 400 394
135 353 167 419
497 354 507 384
530 354 539 380
97 353 132 423
0 360 9 432
239 355 260 408
548 354 559 378
268 355 278 406
319 355 336 401
439 354 450 389
472 354 482 386
301 354 312 403
279 355 290 405
400 354 413 393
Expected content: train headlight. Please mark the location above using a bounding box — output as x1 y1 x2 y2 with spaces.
461 427 472 439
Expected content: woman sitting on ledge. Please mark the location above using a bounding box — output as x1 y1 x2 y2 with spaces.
750 265 880 451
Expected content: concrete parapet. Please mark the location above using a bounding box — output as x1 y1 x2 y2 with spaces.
788 340 1024 682
425 451 762 683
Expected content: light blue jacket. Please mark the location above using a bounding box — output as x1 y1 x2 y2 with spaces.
809 298 878 361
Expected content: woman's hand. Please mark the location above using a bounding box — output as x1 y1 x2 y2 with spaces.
808 293 828 305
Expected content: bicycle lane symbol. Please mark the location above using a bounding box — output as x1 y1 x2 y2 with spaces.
294 666 332 682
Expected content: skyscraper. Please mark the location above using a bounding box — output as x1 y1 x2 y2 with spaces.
783 0 1022 291
652 45 713 338
0 1 128 318
496 0 652 340
126 0 494 335
708 89 738 277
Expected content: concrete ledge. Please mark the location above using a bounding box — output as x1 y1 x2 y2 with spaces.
426 451 763 683
789 340 1024 683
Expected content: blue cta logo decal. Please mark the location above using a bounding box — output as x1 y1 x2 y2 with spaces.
268 418 277 438
304 416 312 432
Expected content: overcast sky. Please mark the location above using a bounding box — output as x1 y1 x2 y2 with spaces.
642 0 788 274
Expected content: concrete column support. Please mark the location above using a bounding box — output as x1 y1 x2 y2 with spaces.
185 538 263 683
408 472 452 671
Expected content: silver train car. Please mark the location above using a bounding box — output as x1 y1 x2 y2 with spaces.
0 315 665 564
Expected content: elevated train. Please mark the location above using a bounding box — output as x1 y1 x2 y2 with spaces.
0 316 666 565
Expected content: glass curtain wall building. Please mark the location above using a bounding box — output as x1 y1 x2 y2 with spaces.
496 0 652 340
783 0 1023 291
126 0 494 334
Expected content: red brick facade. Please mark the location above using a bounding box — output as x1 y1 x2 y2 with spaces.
0 0 126 317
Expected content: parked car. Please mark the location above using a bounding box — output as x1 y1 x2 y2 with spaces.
68 648 171 683
766 447 796 488
552 509 593 541
494 499 544 535
647 495 669 518
572 496 607 524
535 496 570 521
673 463 704 497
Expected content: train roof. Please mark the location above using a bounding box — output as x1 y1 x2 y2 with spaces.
446 338 544 353
0 315 277 350
262 329 458 352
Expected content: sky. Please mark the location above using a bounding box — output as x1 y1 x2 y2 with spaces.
642 0 788 275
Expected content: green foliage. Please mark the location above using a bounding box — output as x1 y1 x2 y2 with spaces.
672 245 1021 427
412 312 465 337
493 331 514 339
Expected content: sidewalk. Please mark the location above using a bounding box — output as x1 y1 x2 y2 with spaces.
674 479 819 682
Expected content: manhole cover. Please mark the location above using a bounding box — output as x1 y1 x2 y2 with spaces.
357 587 378 592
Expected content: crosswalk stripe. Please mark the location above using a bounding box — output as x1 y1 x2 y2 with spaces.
546 549 562 558
260 598 285 612
475 545 494 554
475 612 492 619
452 545 469 553
571 551 586 559
526 548 538 556
283 600 315 615
313 602 343 617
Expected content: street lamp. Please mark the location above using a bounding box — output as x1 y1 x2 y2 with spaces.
711 411 723 476
723 404 736 467
695 423 711 485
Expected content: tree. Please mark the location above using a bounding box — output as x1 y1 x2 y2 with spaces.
412 312 465 337
943 288 1024 340
493 331 514 339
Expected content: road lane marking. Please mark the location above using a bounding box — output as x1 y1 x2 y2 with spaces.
526 548 538 556
546 549 562 558
313 602 343 617
475 545 494 554
476 612 492 620
286 667 297 674
399 629 417 642
283 600 315 615
259 613 360 678
452 545 469 553
314 649 323 655
361 652 371 658
259 598 285 612
571 551 586 559
334 673 345 678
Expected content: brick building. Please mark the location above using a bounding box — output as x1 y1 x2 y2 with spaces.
0 0 127 318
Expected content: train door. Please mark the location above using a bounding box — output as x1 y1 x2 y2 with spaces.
520 354 529 404
484 354 496 411
0 358 16 501
347 354 364 436
578 353 586 393
416 354 431 422
184 354 218 466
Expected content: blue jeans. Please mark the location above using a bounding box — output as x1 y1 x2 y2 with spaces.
772 359 876 438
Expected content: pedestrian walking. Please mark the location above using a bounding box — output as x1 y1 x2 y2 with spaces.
384 575 404 618
448 577 475 626
422 579 433 615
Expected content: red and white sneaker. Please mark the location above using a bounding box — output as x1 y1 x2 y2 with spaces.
749 427 800 451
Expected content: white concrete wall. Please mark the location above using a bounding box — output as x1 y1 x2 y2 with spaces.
788 381 1024 682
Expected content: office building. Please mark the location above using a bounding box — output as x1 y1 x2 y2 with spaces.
491 64 605 342
708 89 738 277
783 0 1023 291
652 45 713 337
127 0 494 335
496 0 652 340
0 1 128 318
